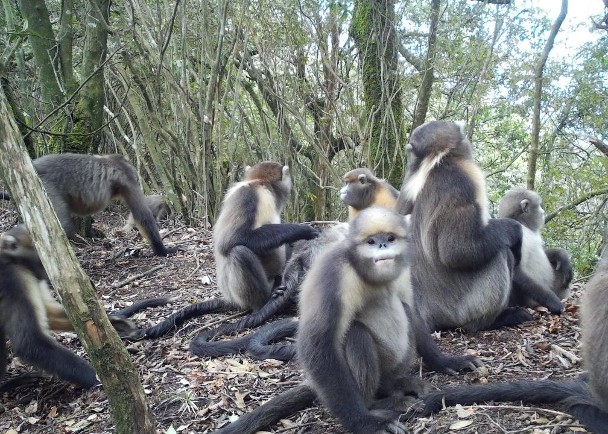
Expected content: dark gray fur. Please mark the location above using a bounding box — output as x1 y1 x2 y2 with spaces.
33 153 172 256
213 161 318 311
214 208 425 434
499 188 572 312
395 120 525 332
421 248 608 434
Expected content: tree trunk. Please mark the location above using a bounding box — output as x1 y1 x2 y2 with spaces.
0 87 156 434
411 0 441 132
72 0 111 153
351 0 404 187
16 0 64 108
527 0 567 190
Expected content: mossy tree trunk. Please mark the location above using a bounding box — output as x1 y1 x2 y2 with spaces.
0 87 156 434
350 0 404 187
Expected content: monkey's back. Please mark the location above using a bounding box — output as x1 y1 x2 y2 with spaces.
34 153 138 215
581 253 608 413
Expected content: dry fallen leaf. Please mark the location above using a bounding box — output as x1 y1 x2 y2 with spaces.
449 420 474 430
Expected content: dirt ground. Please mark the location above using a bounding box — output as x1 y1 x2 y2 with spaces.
0 199 590 434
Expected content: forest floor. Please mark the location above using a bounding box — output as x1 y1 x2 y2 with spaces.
0 199 591 434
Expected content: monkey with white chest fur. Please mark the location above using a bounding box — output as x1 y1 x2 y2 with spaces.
498 187 573 313
213 208 427 434
395 120 525 332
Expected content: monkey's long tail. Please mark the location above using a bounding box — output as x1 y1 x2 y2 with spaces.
127 298 234 340
188 284 298 357
111 296 178 318
213 383 316 434
423 377 608 434
247 317 298 361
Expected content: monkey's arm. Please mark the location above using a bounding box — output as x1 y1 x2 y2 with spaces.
435 213 522 270
237 223 319 254
512 270 563 314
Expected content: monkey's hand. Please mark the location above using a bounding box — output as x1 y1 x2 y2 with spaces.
428 353 484 374
300 224 320 240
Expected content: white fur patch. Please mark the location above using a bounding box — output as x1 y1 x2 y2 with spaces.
520 227 554 289
403 151 448 203
20 269 50 333
254 186 279 228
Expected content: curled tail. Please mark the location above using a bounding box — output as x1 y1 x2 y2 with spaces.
214 383 315 434
111 296 177 318
247 317 298 361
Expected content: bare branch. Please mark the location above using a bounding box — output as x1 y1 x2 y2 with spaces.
590 136 608 156
545 187 608 223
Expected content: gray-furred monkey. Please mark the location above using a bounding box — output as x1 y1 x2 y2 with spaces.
498 187 573 312
213 207 426 434
32 153 174 256
213 161 318 311
422 246 608 434
395 120 525 332
340 168 399 219
122 194 170 232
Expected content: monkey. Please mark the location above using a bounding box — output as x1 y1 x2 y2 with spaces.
212 207 428 434
213 161 318 311
421 246 608 434
341 168 399 219
0 225 171 339
394 120 526 332
498 187 573 313
0 226 99 388
28 153 175 256
124 162 318 341
545 247 574 299
122 194 170 232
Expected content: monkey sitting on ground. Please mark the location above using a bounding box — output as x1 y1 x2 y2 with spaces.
498 187 573 313
213 207 428 434
421 246 608 434
126 162 318 341
122 194 170 232
394 120 525 332
28 153 175 256
341 167 399 219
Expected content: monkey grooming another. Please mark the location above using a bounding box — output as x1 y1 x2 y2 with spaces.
30 153 174 256
395 120 525 332
122 194 170 232
213 208 425 434
192 166 398 356
127 161 318 341
498 187 573 313
421 246 608 434
341 167 399 219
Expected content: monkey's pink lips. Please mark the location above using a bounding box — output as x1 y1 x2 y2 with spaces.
374 257 395 265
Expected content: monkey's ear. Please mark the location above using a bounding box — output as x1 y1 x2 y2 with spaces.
358 174 367 184
245 165 252 172
282 166 290 178
520 199 530 213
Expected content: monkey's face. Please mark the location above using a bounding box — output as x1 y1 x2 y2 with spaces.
0 226 39 262
352 232 408 284
340 169 374 208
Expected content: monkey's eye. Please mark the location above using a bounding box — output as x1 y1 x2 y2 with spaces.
387 234 395 243
367 238 376 245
